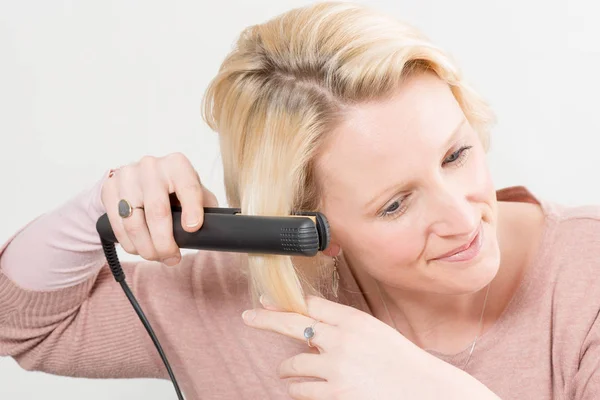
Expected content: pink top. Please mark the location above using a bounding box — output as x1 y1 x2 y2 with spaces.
1 171 600 399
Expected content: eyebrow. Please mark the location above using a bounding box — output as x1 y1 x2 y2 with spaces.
365 117 468 211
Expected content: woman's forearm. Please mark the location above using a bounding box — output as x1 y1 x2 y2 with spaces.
441 364 501 400
0 170 110 290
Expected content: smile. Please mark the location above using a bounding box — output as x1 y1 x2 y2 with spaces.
433 222 483 263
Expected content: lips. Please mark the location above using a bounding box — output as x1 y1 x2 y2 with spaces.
433 223 482 261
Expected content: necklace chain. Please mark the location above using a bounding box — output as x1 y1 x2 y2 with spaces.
375 281 491 371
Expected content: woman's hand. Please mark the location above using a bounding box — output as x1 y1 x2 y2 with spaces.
242 295 499 400
100 152 218 266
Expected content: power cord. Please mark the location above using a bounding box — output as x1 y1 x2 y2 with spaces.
101 238 185 400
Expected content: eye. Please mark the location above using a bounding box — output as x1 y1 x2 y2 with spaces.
443 145 472 167
386 201 400 213
380 196 409 219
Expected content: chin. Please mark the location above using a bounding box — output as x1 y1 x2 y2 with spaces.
464 253 501 293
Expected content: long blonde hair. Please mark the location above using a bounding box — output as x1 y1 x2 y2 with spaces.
201 1 495 315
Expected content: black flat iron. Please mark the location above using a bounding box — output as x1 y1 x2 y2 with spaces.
96 206 331 399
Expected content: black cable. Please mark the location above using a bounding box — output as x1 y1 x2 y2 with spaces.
101 238 185 400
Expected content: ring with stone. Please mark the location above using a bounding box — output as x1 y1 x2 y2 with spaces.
303 320 319 348
118 199 144 218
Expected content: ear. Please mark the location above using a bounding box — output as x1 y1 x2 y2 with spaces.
322 242 341 257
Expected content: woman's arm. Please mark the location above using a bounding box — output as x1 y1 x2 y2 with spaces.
0 171 167 379
438 362 502 400
1 170 111 290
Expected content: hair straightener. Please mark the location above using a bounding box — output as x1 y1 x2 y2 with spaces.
96 206 330 399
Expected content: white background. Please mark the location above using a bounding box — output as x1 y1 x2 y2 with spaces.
1 0 599 398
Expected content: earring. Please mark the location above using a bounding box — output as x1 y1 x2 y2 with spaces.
332 256 340 298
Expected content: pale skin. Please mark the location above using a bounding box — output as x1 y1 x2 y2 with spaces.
101 71 545 398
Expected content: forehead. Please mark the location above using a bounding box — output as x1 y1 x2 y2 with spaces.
316 73 465 203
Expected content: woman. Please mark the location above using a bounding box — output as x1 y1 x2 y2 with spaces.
1 2 598 399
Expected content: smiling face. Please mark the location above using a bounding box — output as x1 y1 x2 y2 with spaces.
317 72 501 295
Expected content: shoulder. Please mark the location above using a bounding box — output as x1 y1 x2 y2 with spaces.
526 195 600 296
542 200 600 269
541 201 600 324
534 199 600 347
534 200 600 384
498 185 600 268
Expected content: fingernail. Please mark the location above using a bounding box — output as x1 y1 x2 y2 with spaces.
242 309 255 322
186 216 200 227
259 295 274 308
163 256 180 266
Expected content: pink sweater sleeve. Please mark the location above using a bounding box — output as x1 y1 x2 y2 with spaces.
0 170 168 379
0 170 112 290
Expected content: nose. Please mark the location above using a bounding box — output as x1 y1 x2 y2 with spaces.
425 185 478 239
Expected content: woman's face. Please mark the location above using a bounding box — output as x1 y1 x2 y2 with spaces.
318 72 500 295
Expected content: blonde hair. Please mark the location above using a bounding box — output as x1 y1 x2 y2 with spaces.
201 1 495 315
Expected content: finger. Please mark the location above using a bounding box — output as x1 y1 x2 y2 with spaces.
201 185 219 207
242 308 335 351
287 381 331 400
118 164 159 261
101 168 137 254
278 353 330 380
139 157 181 266
305 295 361 327
162 153 205 232
168 187 218 208
260 295 282 311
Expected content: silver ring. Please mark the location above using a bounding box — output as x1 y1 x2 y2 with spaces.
303 320 319 348
118 199 144 218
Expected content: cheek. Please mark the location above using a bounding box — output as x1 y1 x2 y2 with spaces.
465 146 497 211
344 224 425 275
468 146 493 190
